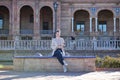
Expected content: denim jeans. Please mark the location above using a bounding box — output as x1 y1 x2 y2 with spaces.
53 48 64 65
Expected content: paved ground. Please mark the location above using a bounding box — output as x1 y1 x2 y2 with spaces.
0 70 120 80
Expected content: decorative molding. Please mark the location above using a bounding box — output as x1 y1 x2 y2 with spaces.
114 7 120 15
90 7 97 15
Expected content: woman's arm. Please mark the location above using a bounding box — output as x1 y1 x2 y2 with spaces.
51 38 57 50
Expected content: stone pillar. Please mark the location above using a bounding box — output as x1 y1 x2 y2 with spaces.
114 17 116 32
95 17 98 32
9 7 12 40
90 17 92 32
33 0 40 40
71 17 74 32
12 0 20 40
16 6 20 39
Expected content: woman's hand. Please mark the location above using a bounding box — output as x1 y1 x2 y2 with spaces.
57 45 63 49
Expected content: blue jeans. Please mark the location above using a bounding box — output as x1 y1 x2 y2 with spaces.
53 48 64 65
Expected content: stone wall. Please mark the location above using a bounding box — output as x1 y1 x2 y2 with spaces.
13 56 96 72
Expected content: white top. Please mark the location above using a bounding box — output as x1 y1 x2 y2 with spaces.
51 38 65 56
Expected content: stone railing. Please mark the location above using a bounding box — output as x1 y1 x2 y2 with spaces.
0 40 120 50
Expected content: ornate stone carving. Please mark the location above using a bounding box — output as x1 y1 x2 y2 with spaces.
90 7 97 16
114 8 120 15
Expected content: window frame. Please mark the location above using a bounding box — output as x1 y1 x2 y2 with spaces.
0 15 4 29
98 21 107 32
76 21 85 32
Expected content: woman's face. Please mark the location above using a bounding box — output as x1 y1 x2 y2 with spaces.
56 31 60 37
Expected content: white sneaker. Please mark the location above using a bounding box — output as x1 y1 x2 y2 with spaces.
63 60 68 66
63 65 67 72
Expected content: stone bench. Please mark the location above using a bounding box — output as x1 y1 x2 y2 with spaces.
13 56 96 72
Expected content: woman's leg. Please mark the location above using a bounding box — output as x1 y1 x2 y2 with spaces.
53 49 67 72
53 49 64 65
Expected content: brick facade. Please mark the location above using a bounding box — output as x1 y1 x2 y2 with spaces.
0 0 120 40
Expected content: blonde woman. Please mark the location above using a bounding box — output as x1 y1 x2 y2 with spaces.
51 30 68 72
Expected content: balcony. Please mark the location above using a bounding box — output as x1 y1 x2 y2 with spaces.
40 30 53 37
0 29 9 34
40 30 53 34
20 30 33 34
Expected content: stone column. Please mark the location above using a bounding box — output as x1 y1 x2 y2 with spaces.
12 0 20 40
114 17 116 32
90 17 92 32
71 17 74 32
9 7 12 39
33 0 40 40
95 17 98 32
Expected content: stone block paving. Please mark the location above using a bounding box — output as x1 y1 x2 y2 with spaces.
0 70 120 80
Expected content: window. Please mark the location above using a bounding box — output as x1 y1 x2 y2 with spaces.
98 21 107 32
76 22 85 32
30 14 33 23
43 22 49 30
0 15 3 29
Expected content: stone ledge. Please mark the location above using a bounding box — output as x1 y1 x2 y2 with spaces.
13 56 96 72
14 56 95 58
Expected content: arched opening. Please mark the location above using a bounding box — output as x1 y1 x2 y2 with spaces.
0 6 9 40
20 5 34 40
74 10 90 36
40 6 53 35
98 10 113 36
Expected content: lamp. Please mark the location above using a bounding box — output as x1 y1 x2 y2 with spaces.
53 1 58 38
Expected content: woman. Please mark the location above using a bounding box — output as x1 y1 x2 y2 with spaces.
51 30 68 72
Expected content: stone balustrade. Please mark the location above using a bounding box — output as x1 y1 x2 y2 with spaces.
0 40 120 50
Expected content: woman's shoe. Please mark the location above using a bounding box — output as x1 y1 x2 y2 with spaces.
63 65 67 72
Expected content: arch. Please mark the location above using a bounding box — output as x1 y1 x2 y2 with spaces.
74 10 90 18
20 5 34 35
19 4 34 12
0 5 10 13
98 9 113 16
40 6 53 34
96 8 115 17
73 8 91 17
0 6 9 33
73 10 90 35
0 6 9 17
97 9 114 34
39 5 53 13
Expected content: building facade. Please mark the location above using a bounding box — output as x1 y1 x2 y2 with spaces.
0 0 120 40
